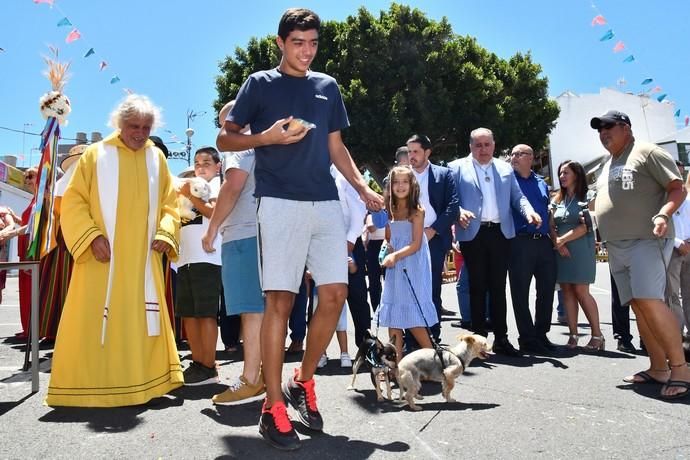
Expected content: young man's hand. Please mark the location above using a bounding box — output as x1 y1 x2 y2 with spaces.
261 117 310 145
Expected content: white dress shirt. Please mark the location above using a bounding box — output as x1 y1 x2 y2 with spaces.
412 162 438 228
472 158 500 222
331 166 367 244
673 197 690 247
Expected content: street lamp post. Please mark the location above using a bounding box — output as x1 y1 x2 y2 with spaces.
167 109 206 166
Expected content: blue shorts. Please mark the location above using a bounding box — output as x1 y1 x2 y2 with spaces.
221 237 264 315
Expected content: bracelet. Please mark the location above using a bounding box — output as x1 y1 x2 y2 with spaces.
652 213 669 224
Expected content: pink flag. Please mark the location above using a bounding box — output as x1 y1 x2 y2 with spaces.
686 116 689 127
65 29 81 44
650 86 662 93
613 41 625 53
33 0 54 5
99 60 108 71
123 88 134 95
591 15 606 26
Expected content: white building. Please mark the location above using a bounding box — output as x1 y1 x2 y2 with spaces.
549 88 677 187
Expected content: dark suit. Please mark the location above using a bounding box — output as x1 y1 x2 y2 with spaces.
420 162 459 339
452 157 534 340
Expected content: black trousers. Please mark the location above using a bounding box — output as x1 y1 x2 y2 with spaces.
365 239 384 310
610 272 633 342
459 225 511 339
508 234 556 342
428 235 446 340
348 237 372 347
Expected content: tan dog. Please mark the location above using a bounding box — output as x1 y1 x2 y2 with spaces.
397 334 490 411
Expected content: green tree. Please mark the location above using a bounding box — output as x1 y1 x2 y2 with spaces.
214 3 559 182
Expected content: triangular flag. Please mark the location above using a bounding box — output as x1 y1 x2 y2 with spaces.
651 86 662 93
33 0 54 5
591 15 606 26
0 47 4 53
674 109 681 117
57 17 72 27
110 75 120 84
612 41 625 53
599 29 614 41
65 29 81 44
99 61 108 71
83 48 95 58
123 88 134 95
685 116 689 127
622 55 635 63
657 94 667 102
641 78 653 85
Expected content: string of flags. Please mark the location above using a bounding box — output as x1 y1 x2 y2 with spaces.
590 3 687 127
33 0 123 91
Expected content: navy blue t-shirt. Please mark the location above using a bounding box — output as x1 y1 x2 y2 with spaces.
228 68 350 201
512 171 551 235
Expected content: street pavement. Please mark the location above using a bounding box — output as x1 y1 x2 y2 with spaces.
1 262 689 459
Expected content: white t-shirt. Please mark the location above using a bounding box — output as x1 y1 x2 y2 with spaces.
331 165 367 244
219 149 257 243
177 176 222 267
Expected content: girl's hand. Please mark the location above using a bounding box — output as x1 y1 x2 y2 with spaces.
555 236 565 249
178 181 192 199
382 253 397 268
558 246 571 258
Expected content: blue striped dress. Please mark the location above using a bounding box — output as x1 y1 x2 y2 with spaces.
376 220 438 329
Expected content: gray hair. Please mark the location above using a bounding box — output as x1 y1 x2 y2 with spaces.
108 94 163 131
469 127 494 144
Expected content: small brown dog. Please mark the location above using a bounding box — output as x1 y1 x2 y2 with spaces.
397 334 490 411
348 331 398 401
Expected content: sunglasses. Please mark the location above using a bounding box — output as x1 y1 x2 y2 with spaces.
511 151 532 157
597 123 620 132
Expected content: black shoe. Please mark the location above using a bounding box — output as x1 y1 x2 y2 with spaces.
617 339 636 353
259 400 301 451
282 368 323 431
450 320 472 329
493 338 521 357
519 339 550 355
440 307 456 316
537 336 558 350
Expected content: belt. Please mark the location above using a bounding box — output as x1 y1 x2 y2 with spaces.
517 232 546 239
480 221 499 228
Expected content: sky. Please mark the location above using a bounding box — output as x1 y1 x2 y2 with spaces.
1 0 688 176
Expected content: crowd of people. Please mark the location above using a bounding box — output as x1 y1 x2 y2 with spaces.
1 6 689 452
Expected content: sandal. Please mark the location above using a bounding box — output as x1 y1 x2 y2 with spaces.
660 380 690 400
583 335 605 352
566 334 579 349
622 370 669 385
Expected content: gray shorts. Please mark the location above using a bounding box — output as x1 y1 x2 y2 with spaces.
607 238 673 305
257 197 347 293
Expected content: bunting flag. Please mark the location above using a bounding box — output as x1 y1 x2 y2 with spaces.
99 60 108 71
123 88 134 95
612 41 625 53
26 117 60 259
650 86 662 93
65 28 81 43
110 75 120 84
0 48 4 53
83 47 95 58
33 0 54 5
591 15 606 26
599 29 614 41
675 109 681 117
641 78 653 85
622 55 635 63
56 17 72 27
657 94 667 102
686 116 689 127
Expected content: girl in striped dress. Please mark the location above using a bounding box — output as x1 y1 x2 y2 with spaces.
376 166 437 362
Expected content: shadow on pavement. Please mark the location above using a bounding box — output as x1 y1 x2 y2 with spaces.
201 399 263 428
219 432 409 459
0 392 37 416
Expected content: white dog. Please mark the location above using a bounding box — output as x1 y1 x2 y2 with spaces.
397 334 490 411
174 177 211 222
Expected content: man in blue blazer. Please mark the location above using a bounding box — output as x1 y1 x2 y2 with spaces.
453 128 541 356
407 134 459 341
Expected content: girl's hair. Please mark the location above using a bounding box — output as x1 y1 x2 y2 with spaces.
555 160 588 203
383 166 422 218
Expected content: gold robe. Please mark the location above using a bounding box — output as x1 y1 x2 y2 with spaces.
46 132 183 407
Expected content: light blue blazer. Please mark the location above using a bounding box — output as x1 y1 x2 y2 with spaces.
451 157 534 241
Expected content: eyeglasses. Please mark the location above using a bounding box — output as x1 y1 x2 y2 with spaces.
25 174 36 179
511 151 532 157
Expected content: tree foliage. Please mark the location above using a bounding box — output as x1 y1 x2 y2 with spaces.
214 3 560 180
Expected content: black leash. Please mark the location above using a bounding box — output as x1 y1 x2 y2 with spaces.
402 268 448 369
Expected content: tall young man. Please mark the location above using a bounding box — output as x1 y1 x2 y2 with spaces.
216 8 382 450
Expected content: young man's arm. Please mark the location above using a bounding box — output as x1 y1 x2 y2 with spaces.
201 168 249 253
328 130 383 210
216 118 310 152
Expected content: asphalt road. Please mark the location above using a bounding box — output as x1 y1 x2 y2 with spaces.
1 262 689 459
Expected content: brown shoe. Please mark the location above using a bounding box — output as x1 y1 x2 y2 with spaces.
286 341 303 353
212 374 265 404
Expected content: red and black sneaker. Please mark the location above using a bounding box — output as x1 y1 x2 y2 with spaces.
258 399 300 451
282 367 323 431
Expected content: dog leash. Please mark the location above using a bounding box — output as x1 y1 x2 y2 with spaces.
402 268 448 370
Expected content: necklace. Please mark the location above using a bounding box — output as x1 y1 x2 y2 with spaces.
479 163 492 182
564 193 576 210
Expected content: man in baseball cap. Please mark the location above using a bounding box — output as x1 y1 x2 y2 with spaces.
590 110 631 130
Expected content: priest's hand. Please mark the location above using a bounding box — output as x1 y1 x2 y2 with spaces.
151 239 172 255
91 235 111 262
